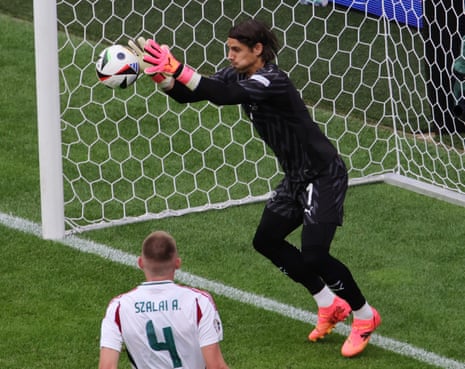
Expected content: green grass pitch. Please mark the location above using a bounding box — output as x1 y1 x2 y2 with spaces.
1 6 465 369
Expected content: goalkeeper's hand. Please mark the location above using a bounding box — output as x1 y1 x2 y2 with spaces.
151 72 174 91
127 37 153 73
127 37 173 89
143 39 201 91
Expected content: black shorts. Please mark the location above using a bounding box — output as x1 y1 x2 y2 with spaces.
265 156 348 225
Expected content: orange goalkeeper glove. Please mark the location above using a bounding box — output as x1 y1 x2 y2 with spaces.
127 37 173 89
143 39 201 91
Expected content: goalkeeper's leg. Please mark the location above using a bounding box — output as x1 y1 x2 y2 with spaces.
301 222 381 356
252 207 325 293
301 223 366 309
253 208 352 343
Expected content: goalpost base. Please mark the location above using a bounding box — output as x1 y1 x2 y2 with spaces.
350 173 465 208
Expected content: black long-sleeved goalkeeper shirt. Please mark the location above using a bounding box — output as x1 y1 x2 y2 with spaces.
166 63 338 181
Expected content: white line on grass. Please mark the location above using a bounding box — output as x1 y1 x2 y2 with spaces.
1 212 464 369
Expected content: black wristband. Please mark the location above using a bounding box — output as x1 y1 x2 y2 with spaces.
173 64 184 79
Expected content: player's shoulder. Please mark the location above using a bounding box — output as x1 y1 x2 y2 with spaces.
251 63 288 86
106 285 139 304
177 285 218 308
257 63 285 76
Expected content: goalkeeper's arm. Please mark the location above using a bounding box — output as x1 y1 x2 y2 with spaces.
166 77 249 105
142 38 250 105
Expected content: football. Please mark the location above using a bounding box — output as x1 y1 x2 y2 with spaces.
95 44 139 89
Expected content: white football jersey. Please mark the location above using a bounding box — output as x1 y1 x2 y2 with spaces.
100 280 224 369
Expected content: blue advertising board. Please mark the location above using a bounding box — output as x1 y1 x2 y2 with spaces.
333 0 423 28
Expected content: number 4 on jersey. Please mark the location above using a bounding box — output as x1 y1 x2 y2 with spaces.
146 320 182 368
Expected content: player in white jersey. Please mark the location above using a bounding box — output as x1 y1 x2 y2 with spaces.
98 231 230 369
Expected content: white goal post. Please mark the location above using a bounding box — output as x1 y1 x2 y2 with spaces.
34 0 465 239
34 0 65 239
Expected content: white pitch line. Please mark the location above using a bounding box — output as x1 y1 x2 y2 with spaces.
1 212 464 369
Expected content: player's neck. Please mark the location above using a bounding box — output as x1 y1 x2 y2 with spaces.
145 272 175 282
245 60 265 77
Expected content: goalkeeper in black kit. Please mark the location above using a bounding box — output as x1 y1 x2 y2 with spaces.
128 18 380 358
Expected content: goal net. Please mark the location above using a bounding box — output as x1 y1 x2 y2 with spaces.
34 0 465 238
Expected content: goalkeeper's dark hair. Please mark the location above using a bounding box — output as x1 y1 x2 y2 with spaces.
228 19 279 62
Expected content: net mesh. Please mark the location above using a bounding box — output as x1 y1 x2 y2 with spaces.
55 0 465 232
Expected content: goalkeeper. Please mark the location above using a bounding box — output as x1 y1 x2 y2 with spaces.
129 18 380 358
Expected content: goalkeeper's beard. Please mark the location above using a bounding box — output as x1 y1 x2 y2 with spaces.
230 59 264 77
231 63 253 76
